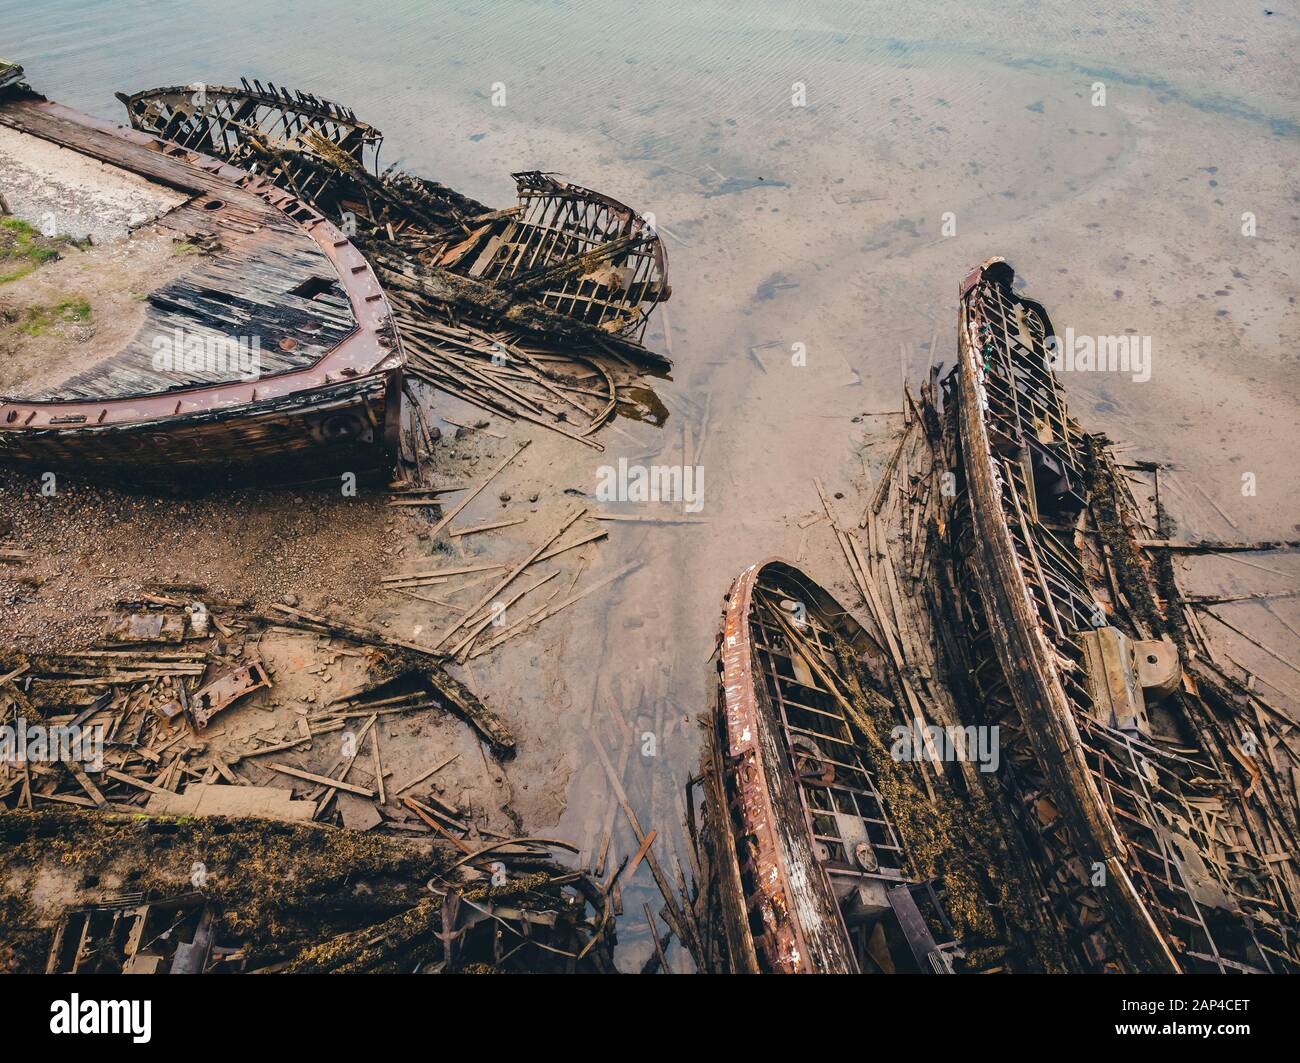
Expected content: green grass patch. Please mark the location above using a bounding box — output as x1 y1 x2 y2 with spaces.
17 298 92 336
0 217 77 284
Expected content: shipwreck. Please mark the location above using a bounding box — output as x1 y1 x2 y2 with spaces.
0 64 402 486
695 258 1300 974
0 66 670 487
700 558 972 973
928 258 1300 972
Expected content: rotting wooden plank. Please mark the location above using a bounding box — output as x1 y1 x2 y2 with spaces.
370 730 386 805
265 603 448 660
468 560 640 658
430 507 586 650
63 761 106 807
381 561 506 584
426 440 530 540
449 516 527 537
448 571 560 661
265 762 375 797
103 769 171 797
626 828 658 879
394 753 460 795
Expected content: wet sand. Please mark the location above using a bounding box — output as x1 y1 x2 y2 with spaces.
5 0 1298 971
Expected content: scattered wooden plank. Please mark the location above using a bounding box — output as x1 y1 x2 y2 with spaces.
64 761 106 807
402 796 472 854
644 902 671 974
267 603 449 660
590 732 695 957
264 763 375 798
394 753 461 794
370 730 387 805
430 507 586 650
382 562 506 584
103 769 170 796
592 513 707 524
427 440 530 539
1138 538 1300 554
449 571 560 660
227 733 318 762
626 828 658 879
449 516 527 537
145 784 316 822
421 667 516 758
469 561 641 658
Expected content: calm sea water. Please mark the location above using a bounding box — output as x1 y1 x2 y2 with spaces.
7 1 1296 178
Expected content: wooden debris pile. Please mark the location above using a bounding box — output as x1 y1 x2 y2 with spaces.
378 437 643 663
1 579 621 971
0 583 519 830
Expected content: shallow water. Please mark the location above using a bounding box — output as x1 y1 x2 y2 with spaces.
6 0 1298 971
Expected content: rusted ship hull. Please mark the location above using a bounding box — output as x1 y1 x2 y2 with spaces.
940 258 1299 972
0 70 403 488
707 558 963 974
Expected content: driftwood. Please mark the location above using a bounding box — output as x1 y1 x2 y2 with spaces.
261 603 449 660
1137 538 1300 553
370 655 516 760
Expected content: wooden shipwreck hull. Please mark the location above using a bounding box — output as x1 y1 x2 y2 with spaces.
0 70 402 487
117 79 671 447
118 81 668 338
705 558 965 973
5 374 398 487
116 79 487 245
938 257 1300 972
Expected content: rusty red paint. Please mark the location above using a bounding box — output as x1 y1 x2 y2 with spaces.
718 557 830 974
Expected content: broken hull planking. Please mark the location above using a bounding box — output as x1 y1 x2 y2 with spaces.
711 558 957 974
0 370 400 487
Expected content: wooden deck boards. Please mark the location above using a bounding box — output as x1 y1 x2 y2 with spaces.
1 96 358 401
